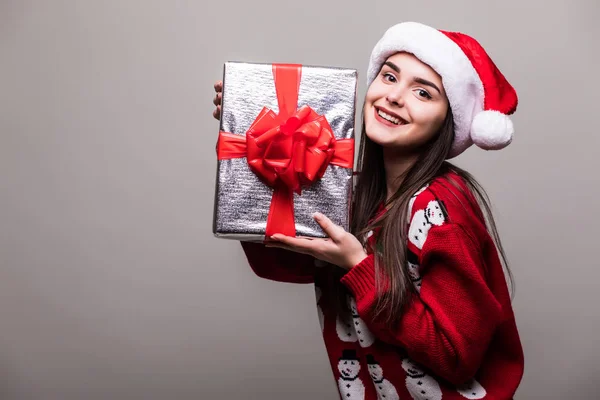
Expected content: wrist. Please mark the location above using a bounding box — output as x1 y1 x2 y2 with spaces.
344 250 368 270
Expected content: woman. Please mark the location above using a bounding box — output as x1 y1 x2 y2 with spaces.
213 21 524 399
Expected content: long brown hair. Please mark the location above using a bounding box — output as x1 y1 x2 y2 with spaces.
329 105 515 323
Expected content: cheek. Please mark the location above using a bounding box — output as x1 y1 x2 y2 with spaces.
365 82 386 104
362 100 370 116
363 101 377 126
411 104 447 136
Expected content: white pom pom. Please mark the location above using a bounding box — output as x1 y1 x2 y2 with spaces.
470 110 514 150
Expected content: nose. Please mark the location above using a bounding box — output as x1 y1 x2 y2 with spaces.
385 87 405 107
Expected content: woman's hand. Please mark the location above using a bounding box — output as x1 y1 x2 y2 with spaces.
266 212 368 270
213 80 222 120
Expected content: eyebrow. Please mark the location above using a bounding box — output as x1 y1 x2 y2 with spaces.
383 61 442 94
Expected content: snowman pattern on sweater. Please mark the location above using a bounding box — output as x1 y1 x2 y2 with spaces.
403 190 447 399
336 310 359 343
367 355 399 400
338 349 366 400
407 250 423 292
349 296 375 347
331 184 489 399
456 378 487 399
402 358 443 400
408 200 446 250
336 296 375 347
407 190 447 292
408 185 429 218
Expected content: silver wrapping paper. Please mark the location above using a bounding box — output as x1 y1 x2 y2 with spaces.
213 62 358 241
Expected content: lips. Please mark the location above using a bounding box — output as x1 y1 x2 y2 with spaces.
374 106 408 126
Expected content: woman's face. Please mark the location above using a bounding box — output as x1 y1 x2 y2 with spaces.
364 52 449 153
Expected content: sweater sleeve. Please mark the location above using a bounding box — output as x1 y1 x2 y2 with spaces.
340 223 505 384
240 242 316 284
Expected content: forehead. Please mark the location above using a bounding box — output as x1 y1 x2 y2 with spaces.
384 52 442 84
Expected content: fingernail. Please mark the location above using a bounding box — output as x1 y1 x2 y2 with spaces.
313 212 322 220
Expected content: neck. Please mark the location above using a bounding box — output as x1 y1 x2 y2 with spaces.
383 147 419 202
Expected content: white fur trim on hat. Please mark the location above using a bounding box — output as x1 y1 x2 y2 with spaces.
367 22 484 158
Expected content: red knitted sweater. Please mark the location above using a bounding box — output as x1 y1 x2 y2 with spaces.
241 173 524 399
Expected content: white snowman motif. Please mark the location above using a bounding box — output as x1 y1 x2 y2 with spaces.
401 358 442 400
361 230 374 252
457 378 487 399
315 286 324 332
336 310 358 342
408 200 446 250
338 350 365 400
408 185 429 217
424 200 446 226
407 261 423 292
349 297 375 348
408 210 431 250
336 296 375 345
366 355 399 400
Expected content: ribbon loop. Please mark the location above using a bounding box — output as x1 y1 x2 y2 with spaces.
247 108 336 192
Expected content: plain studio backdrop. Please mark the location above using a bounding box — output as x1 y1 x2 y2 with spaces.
1 0 598 399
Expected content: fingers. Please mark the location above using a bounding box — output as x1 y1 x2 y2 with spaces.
213 92 221 106
313 213 344 242
213 105 221 120
270 235 326 255
265 241 314 256
297 236 330 242
213 81 223 121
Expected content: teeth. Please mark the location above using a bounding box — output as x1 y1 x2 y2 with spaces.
377 109 403 125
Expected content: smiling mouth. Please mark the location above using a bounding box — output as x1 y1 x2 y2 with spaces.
375 106 408 126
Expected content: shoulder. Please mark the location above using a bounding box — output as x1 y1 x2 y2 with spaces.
407 172 484 252
409 172 482 226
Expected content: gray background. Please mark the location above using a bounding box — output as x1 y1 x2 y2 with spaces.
1 0 598 399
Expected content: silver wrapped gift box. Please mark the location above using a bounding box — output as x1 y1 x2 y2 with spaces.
213 62 358 241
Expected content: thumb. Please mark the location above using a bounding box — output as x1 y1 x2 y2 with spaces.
314 212 344 241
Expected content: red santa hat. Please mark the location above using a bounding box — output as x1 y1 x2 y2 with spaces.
367 22 518 158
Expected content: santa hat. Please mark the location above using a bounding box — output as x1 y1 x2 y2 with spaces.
367 22 518 158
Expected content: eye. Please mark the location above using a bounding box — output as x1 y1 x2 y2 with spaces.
415 88 432 99
382 72 397 83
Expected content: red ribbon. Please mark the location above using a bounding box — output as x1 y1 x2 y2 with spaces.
217 64 354 238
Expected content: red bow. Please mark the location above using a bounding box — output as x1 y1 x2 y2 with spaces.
217 64 354 238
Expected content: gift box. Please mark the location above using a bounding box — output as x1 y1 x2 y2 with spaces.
213 62 358 241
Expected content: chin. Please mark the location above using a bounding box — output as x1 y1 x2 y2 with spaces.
365 124 406 147
365 132 392 147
